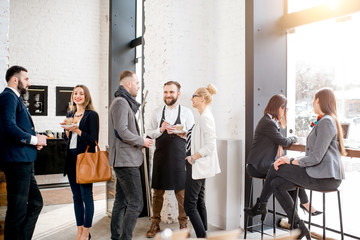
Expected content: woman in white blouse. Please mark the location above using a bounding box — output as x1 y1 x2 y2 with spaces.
179 84 221 238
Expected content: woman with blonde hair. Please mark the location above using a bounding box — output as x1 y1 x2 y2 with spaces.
61 84 99 240
245 88 346 239
177 84 221 238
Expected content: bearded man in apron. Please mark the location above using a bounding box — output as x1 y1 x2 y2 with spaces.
145 81 195 238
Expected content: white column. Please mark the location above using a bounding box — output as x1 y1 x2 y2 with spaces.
0 0 9 92
206 139 243 230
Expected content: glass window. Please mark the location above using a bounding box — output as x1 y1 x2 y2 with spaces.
287 0 339 13
287 13 360 148
287 12 360 238
135 0 143 104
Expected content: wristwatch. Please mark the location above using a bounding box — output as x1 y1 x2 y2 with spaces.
191 156 196 164
290 158 295 165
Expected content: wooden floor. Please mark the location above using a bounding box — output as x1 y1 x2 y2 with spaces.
40 183 106 205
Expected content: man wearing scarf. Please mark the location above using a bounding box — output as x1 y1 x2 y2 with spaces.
109 70 153 240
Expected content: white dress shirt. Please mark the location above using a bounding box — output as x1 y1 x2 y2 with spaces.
69 121 81 149
146 104 195 139
7 86 38 146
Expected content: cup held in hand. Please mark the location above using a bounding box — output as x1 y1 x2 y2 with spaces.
175 124 184 132
65 117 73 125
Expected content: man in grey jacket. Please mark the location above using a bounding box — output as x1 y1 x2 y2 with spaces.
109 70 153 240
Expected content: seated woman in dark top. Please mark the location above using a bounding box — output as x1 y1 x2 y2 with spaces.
245 88 346 239
246 94 320 217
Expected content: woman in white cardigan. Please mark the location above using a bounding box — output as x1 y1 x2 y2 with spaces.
180 84 221 238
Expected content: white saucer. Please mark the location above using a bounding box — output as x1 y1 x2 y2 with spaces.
61 125 74 128
173 130 185 134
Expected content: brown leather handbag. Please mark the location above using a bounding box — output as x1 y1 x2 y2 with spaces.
76 141 111 184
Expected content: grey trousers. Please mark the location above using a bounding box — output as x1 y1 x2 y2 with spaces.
111 167 143 240
259 164 341 224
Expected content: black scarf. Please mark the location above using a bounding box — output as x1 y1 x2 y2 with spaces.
114 85 140 113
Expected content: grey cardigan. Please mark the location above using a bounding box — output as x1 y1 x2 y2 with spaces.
298 115 345 180
108 97 144 167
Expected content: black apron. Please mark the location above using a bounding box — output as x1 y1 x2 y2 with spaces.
151 105 186 190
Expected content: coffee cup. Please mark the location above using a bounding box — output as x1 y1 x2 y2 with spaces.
65 117 73 125
175 124 184 132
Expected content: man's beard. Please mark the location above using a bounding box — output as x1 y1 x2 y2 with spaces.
164 96 177 106
17 81 27 95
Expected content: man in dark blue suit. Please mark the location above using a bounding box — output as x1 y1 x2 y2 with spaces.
0 65 47 240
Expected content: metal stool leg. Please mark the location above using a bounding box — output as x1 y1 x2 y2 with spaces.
273 194 276 235
261 180 264 240
337 190 344 240
291 187 299 229
244 178 253 239
308 190 312 230
323 193 326 240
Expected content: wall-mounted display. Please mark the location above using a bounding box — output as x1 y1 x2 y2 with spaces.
56 87 73 116
21 85 48 116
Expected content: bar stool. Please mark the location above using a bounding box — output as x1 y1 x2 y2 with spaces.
291 188 344 240
244 176 277 239
308 189 344 240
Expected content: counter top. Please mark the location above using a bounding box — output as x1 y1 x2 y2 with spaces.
285 144 360 158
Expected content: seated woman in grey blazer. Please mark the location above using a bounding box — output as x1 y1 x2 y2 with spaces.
245 88 346 239
246 94 320 217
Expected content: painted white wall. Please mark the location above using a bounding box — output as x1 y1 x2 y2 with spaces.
8 0 109 148
0 0 9 91
144 0 245 229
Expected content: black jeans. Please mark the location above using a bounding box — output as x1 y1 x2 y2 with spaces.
259 164 341 224
67 149 94 228
184 161 207 238
247 164 309 204
1 162 43 240
111 167 143 240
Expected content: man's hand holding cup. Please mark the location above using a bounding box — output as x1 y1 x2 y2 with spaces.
166 125 176 134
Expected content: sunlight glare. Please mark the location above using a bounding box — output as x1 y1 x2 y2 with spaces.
328 0 339 10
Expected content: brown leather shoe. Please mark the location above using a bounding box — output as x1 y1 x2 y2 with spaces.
146 223 161 238
179 223 187 229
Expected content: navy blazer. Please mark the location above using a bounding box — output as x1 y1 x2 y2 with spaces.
0 88 37 163
64 110 99 174
65 110 99 154
247 114 295 175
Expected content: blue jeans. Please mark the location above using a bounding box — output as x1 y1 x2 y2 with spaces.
111 167 143 240
67 149 94 228
184 161 207 238
1 162 43 240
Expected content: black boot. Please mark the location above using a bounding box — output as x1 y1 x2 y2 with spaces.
244 198 267 221
296 220 311 240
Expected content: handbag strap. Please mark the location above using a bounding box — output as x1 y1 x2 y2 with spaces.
95 141 101 152
85 141 101 153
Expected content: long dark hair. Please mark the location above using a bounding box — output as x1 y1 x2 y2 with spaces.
315 88 346 156
264 94 287 128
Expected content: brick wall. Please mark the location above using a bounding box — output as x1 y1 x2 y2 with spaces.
144 0 245 224
8 0 109 148
0 0 9 91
